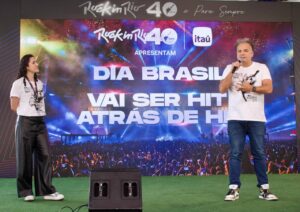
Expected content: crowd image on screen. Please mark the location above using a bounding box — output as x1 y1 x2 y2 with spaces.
50 133 298 177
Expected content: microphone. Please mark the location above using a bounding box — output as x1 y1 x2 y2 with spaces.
231 60 241 74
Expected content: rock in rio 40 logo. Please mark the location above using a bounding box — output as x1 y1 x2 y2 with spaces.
93 27 178 45
78 1 178 18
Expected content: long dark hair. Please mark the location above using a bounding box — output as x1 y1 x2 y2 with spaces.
17 54 38 85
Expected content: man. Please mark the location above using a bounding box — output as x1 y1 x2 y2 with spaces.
219 38 278 201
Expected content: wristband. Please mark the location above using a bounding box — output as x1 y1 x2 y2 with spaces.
252 86 256 92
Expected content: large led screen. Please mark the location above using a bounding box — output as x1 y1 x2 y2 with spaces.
20 20 296 176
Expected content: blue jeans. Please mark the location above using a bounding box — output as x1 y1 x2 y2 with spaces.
228 120 268 188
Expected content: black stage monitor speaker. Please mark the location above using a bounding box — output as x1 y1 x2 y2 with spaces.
89 168 142 212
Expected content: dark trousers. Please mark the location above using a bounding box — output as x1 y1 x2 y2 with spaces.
15 116 56 197
228 120 268 188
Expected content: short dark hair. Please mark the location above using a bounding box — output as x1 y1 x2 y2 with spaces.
235 38 254 51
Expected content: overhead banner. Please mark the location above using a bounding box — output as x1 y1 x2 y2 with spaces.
20 0 291 21
21 19 295 143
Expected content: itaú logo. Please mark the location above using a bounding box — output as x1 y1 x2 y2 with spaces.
192 27 212 47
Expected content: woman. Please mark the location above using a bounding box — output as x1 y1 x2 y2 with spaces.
10 54 64 201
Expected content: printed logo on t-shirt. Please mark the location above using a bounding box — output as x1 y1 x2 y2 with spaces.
233 70 260 102
25 84 44 111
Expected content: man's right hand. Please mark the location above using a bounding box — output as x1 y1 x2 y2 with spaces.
231 61 241 74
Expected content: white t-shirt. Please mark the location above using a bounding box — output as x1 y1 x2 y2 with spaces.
10 77 46 116
221 61 271 122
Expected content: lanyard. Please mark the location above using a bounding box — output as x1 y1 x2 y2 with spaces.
25 77 39 102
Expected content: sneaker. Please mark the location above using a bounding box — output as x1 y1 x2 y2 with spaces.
259 184 278 201
224 184 239 201
24 195 35 202
43 192 64 201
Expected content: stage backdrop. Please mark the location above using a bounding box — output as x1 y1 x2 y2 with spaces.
21 19 295 142
19 19 296 176
1 0 299 177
